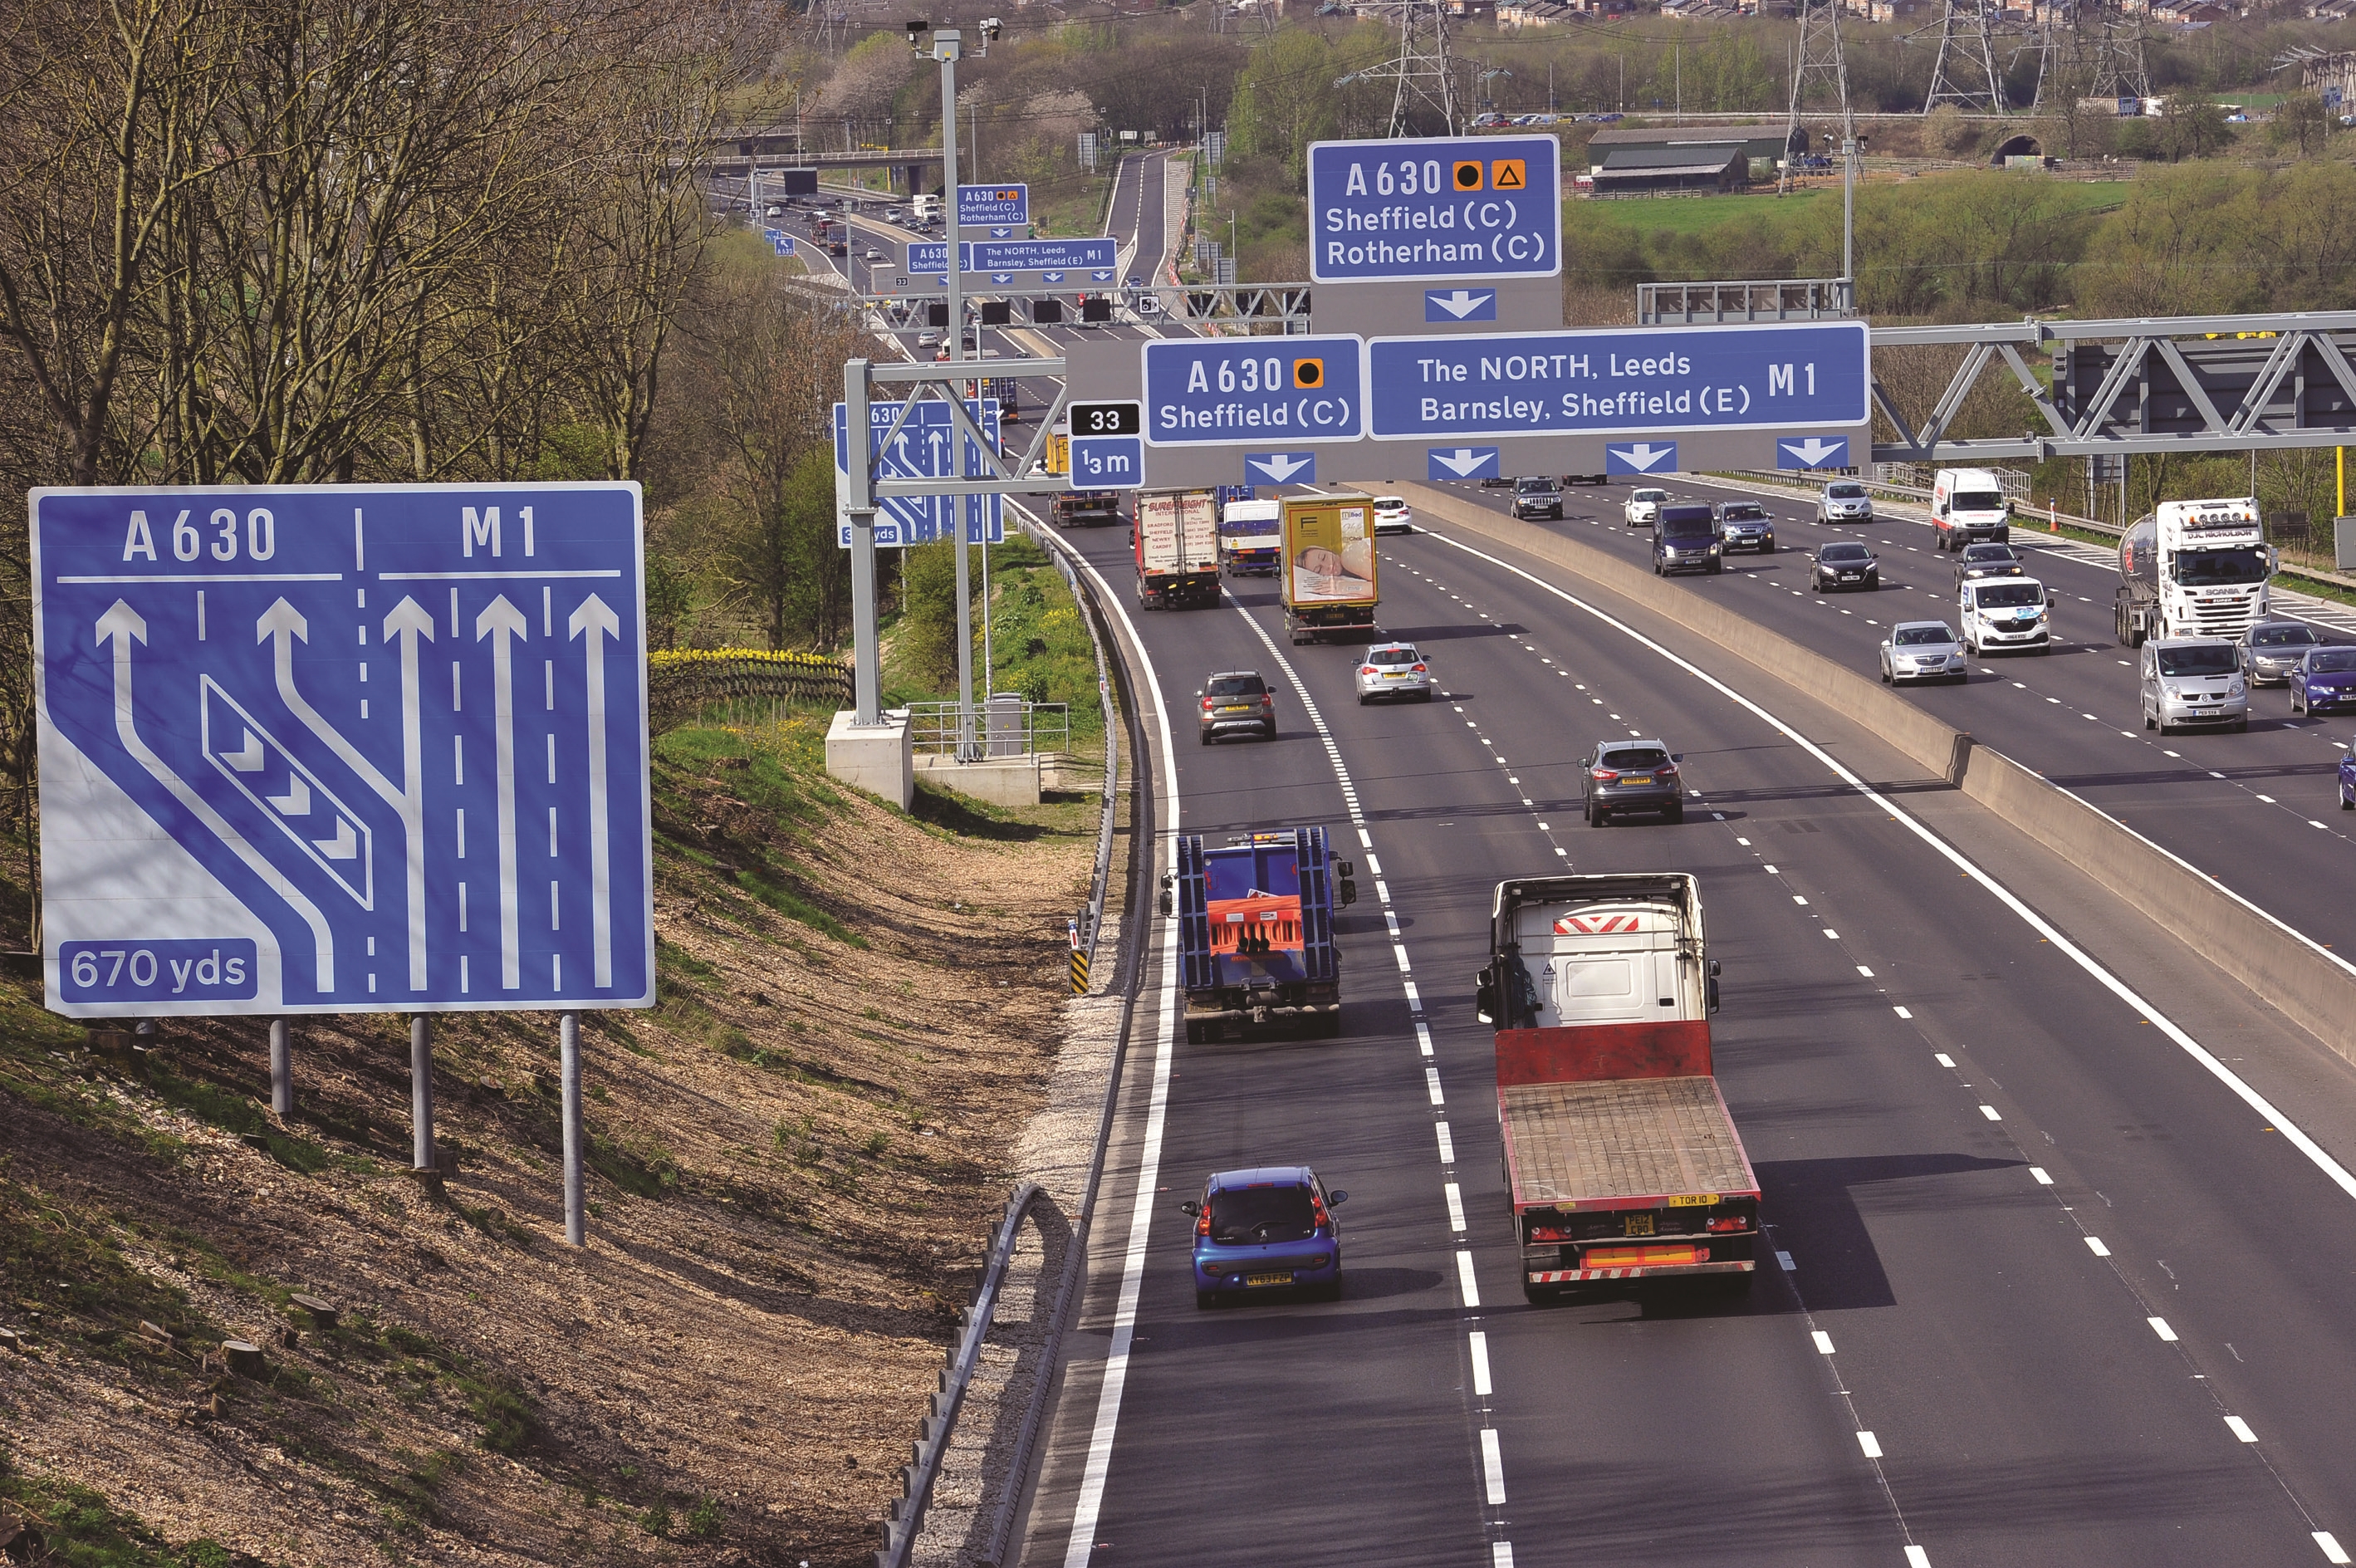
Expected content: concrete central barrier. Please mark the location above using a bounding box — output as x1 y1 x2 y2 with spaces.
1389 479 2356 1063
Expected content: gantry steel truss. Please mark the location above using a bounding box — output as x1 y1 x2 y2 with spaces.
1872 309 2356 463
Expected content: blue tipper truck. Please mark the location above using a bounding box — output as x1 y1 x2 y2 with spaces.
1160 827 1357 1041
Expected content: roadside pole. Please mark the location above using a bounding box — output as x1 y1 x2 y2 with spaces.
410 1015 434 1174
269 1018 291 1117
561 1012 585 1245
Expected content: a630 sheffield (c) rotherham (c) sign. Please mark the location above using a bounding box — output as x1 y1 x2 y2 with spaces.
32 484 654 1017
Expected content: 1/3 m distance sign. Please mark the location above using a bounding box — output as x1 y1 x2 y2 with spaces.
1307 135 1560 284
31 484 655 1017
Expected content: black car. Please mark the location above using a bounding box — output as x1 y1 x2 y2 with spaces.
1583 740 1683 826
1510 475 1564 520
1812 541 1880 592
1652 504 1723 576
1954 542 2025 584
1198 670 1276 743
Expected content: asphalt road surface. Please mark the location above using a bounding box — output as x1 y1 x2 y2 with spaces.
1013 503 2356 1568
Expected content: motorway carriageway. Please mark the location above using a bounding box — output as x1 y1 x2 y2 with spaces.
1413 476 2356 974
1014 505 2356 1567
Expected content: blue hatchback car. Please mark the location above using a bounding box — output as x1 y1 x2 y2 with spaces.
1181 1167 1347 1308
2292 645 2356 716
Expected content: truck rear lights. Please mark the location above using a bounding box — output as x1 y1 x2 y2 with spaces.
1706 1216 1746 1232
1527 1225 1570 1242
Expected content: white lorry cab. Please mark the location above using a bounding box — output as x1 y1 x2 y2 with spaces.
2114 497 2273 647
1958 575 2054 656
1931 468 2013 551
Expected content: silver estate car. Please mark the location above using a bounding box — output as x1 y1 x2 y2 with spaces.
1879 620 1967 684
2240 620 2322 686
1354 642 1433 703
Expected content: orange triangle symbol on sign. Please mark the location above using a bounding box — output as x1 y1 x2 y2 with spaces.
1493 161 1525 189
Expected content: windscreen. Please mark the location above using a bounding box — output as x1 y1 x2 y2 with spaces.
2156 644 2237 676
1894 625 1956 646
1826 483 1866 499
1207 674 1266 698
1634 489 1668 502
1208 1184 1317 1244
1600 746 1669 770
1516 478 1554 492
1367 647 1419 666
1821 544 1870 561
1963 546 2015 562
1374 497 1405 511
2175 547 2270 586
1953 490 2006 512
1722 505 1766 521
1973 582 2043 609
1659 507 1717 537
2253 625 2319 647
2308 649 2356 674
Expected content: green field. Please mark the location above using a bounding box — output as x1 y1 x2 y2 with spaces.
1580 175 2132 235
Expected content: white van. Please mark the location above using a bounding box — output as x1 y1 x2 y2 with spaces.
1958 576 2053 656
1932 468 2011 551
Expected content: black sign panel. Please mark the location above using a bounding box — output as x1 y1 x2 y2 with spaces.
1070 400 1142 437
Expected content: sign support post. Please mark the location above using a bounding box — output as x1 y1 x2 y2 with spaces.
269 1018 291 1118
844 358 884 726
561 1010 585 1246
410 1015 434 1174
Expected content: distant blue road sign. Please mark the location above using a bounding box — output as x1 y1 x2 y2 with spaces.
908 242 949 272
1071 435 1145 488
1426 288 1497 322
1776 434 1850 468
1307 135 1560 284
1141 337 1367 447
832 399 1006 547
958 184 1029 227
32 484 654 1016
1607 441 1678 475
772 234 796 257
1428 446 1501 480
972 238 1114 272
1243 452 1316 485
1366 321 1871 441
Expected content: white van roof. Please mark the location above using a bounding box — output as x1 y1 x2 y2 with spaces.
1222 499 1281 521
1937 468 2001 487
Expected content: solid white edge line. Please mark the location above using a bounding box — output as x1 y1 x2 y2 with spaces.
1421 527 2356 1205
1052 527 1183 1568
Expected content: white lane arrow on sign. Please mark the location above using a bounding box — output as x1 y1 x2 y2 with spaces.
1780 437 1847 467
1428 290 1494 320
1042 271 1065 283
568 593 622 988
312 818 358 860
224 730 266 772
991 226 1013 238
1611 443 1676 473
474 594 529 990
1091 270 1114 282
991 272 1014 285
267 774 312 818
381 596 438 988
102 600 336 991
1247 452 1313 482
1431 448 1495 478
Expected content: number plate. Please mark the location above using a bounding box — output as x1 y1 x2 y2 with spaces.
1666 1193 1719 1207
1218 704 1251 713
1624 776 1653 786
1245 1272 1291 1286
1623 1213 1655 1237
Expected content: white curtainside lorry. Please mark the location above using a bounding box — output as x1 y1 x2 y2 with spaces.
2114 497 2274 647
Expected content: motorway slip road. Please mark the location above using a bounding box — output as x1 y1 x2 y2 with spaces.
1409 474 2356 975
1013 506 2356 1567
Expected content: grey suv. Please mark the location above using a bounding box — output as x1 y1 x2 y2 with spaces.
1198 670 1276 743
1510 476 1563 520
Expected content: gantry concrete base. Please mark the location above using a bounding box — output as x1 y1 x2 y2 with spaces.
914 752 1041 807
825 710 914 810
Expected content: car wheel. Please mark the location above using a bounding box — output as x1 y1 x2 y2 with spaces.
2294 689 2305 715
2342 791 2354 811
1710 561 1723 575
1264 721 1277 741
1666 802 1684 824
1314 1278 1342 1303
2144 709 2157 730
2037 644 2051 656
1357 692 1370 705
1199 728 1212 746
2235 718 2249 733
1588 802 1606 828
1418 688 1435 703
1881 662 1893 684
1196 1290 1217 1310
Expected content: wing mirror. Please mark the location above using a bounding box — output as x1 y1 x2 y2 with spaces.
1157 871 1173 918
1328 1190 1349 1206
1475 966 1498 1026
1178 1200 1200 1217
1338 878 1359 907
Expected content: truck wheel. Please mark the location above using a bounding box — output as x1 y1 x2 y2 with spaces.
1521 1281 1558 1306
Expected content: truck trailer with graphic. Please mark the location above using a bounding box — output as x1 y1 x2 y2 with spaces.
1161 826 1357 1041
1280 492 1379 644
2114 496 2274 646
1475 873 1759 1303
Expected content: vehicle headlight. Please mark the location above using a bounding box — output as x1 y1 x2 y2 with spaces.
2230 680 2246 697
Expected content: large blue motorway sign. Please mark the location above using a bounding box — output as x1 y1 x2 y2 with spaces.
832 399 1007 546
32 484 654 1017
1141 336 1367 446
957 184 1028 227
1365 321 1870 441
909 238 1117 274
1307 135 1560 284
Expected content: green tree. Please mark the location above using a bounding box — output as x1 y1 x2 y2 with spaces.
2270 94 2331 159
898 539 963 689
2155 90 2231 163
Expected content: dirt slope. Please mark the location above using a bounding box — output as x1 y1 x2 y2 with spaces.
0 713 1097 1567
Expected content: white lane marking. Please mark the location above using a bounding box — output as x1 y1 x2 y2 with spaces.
1906 1547 1933 1568
1436 1120 1455 1164
1857 965 1874 977
1793 894 1810 905
1480 1428 1506 1503
2085 1237 2112 1257
2149 1316 2180 1342
1824 929 1841 938
1857 1430 1884 1459
1418 530 2356 1205
1427 1066 1446 1105
1980 1105 2001 1120
1457 1249 1482 1308
1365 852 1384 875
1935 1052 1955 1066
1048 527 1182 1568
2226 1416 2258 1443
2258 794 2277 804
1776 1249 1796 1270
1445 1181 1467 1232
2030 1166 2054 1184
1736 836 1751 845
1814 1330 1836 1355
1416 1022 1436 1056
2320 1535 2351 1566
1764 863 1778 874
1470 1330 1493 1397
1894 1005 1913 1019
